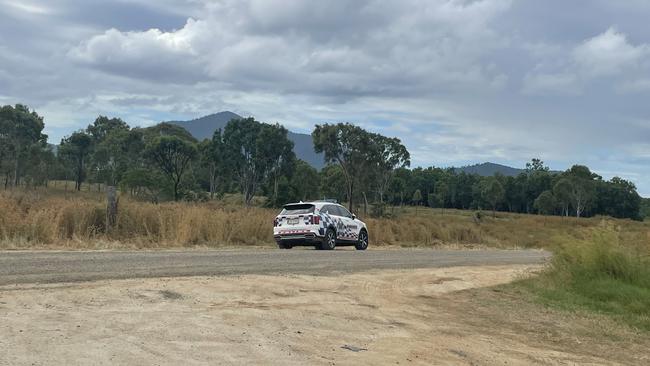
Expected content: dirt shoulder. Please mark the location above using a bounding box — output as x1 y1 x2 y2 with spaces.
1 265 647 365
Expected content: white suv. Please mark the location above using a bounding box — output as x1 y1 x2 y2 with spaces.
273 201 369 250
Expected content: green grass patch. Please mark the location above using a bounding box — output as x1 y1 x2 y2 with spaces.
518 227 650 331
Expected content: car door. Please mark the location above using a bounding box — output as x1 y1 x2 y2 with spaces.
337 206 359 241
322 205 344 240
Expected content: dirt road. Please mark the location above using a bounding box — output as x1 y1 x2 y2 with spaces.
2 264 646 365
0 248 550 285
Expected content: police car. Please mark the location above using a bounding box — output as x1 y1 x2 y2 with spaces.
273 201 369 250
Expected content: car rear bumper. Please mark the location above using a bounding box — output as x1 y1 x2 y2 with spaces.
274 231 324 245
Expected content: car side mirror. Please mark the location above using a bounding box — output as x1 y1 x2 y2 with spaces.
352 214 356 220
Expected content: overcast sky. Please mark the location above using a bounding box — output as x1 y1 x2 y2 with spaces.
1 0 649 195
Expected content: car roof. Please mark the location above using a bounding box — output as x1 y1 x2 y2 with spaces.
283 201 342 209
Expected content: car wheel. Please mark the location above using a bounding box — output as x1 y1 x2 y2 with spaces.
320 228 336 250
278 242 292 249
355 230 368 251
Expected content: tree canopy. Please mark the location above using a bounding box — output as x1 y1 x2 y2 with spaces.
0 104 646 221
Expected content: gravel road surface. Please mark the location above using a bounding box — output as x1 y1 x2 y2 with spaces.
0 248 550 286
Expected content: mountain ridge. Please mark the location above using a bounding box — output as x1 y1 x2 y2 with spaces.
165 112 537 177
454 162 523 177
165 112 326 169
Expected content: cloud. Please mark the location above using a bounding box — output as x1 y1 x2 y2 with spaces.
2 1 650 194
67 0 513 95
573 27 648 77
616 78 650 94
522 72 581 96
69 19 207 83
2 0 52 15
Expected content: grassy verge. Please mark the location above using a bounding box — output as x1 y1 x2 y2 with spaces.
516 226 650 331
1 188 648 249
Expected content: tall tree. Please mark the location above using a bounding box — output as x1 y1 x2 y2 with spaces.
412 189 422 206
144 136 197 201
87 116 129 142
223 118 294 205
482 177 505 217
374 134 410 204
434 180 449 214
199 129 226 199
596 177 641 219
553 178 572 217
0 104 47 187
258 123 295 207
566 165 597 217
534 190 556 215
319 164 347 203
59 131 93 191
289 160 320 202
312 123 372 212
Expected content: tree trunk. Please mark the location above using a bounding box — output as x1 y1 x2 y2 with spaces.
174 180 180 201
106 186 118 232
273 174 279 205
362 191 368 216
209 166 216 199
347 181 354 212
76 157 83 191
13 158 19 187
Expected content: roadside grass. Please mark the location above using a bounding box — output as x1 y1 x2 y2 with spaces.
514 226 650 331
1 188 648 250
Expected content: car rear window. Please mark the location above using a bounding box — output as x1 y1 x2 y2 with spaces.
280 204 315 215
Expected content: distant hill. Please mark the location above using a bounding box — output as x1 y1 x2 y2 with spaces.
165 111 242 140
166 112 325 169
455 162 523 177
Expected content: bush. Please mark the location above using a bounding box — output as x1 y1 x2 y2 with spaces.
521 227 650 331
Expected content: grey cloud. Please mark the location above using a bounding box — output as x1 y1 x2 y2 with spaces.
1 0 650 194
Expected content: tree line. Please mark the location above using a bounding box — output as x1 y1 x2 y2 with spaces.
0 104 645 220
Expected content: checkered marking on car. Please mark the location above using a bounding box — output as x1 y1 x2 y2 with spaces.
319 212 358 241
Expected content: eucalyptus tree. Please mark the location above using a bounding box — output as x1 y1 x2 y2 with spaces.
223 118 295 206
566 165 597 217
59 131 93 191
534 190 557 215
373 134 410 204
481 176 505 217
199 129 226 198
313 123 369 212
0 104 47 187
144 136 198 201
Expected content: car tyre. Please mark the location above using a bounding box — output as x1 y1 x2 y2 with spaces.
355 230 368 251
320 228 336 250
278 242 292 249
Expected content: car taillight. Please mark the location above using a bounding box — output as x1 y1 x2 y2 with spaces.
310 215 320 225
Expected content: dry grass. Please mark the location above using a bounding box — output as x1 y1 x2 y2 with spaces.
1 189 649 249
0 189 275 249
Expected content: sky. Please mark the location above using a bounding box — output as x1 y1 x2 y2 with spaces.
1 0 649 195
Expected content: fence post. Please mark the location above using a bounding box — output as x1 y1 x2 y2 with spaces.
106 186 118 232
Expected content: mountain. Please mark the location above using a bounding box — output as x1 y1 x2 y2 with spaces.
166 112 325 169
165 111 241 140
455 162 523 177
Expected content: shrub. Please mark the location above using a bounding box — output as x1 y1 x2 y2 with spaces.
521 227 650 331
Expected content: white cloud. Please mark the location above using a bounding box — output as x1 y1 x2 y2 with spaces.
573 27 648 77
67 0 513 94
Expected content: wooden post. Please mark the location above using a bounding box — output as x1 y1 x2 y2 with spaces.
106 186 118 232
